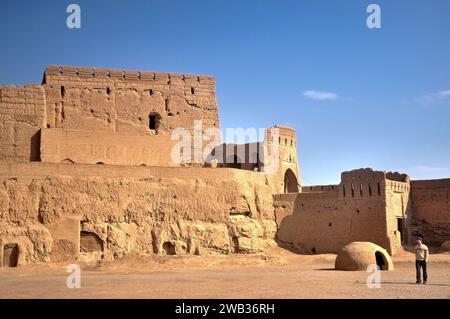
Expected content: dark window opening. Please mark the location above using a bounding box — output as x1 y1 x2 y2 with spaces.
191 87 195 95
149 89 153 96
351 184 355 198
106 87 111 95
360 184 363 197
60 86 65 98
3 244 19 267
369 185 373 196
149 115 156 129
377 182 381 196
149 113 161 131
343 185 346 197
328 222 332 227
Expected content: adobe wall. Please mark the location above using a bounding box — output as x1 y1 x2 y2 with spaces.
0 163 278 265
274 190 393 254
42 66 219 134
0 85 45 162
0 66 221 165
274 169 408 255
410 179 450 245
40 128 178 166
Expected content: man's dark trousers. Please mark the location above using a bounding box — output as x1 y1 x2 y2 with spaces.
416 260 427 283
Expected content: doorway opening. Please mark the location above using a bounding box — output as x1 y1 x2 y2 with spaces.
375 251 387 270
397 218 404 244
284 169 299 193
80 231 103 253
162 242 176 255
3 244 19 267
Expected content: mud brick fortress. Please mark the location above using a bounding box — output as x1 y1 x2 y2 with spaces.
0 66 449 267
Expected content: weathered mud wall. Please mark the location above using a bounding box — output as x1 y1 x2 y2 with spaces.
0 163 278 265
410 179 450 245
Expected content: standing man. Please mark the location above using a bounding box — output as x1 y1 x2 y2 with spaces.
414 237 429 284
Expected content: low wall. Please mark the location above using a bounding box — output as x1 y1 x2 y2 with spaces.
274 188 396 254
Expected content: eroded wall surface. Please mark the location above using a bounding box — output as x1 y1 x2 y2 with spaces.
0 85 45 162
410 179 450 245
274 169 409 255
0 163 278 265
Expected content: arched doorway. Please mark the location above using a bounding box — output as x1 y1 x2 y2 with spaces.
375 251 388 270
284 169 299 193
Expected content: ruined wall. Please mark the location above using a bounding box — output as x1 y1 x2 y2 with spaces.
410 179 450 245
0 163 278 266
43 66 219 133
274 169 408 255
41 66 220 166
0 85 45 162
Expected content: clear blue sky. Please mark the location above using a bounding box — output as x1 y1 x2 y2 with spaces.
1 0 449 184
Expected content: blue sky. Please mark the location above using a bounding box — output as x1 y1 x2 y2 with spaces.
1 0 449 184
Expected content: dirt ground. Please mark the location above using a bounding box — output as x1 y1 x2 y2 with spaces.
1 246 449 299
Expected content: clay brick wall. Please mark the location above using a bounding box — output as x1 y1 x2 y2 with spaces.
42 66 219 135
0 85 45 161
40 128 179 166
274 169 409 255
410 179 450 245
0 162 278 263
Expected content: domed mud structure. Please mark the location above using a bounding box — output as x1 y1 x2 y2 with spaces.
335 242 394 271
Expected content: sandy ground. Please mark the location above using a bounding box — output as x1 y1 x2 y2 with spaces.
0 247 449 299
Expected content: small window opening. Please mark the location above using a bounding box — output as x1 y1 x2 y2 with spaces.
149 113 161 130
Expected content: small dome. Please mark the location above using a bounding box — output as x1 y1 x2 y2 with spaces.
335 242 394 271
441 241 450 252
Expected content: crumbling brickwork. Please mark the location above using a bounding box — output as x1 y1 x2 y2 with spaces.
0 85 45 161
410 179 450 245
275 169 410 255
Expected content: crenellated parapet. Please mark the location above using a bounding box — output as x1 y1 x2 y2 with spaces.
43 65 215 86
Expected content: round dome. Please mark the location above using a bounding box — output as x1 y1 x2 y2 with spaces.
335 242 394 271
441 241 450 252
